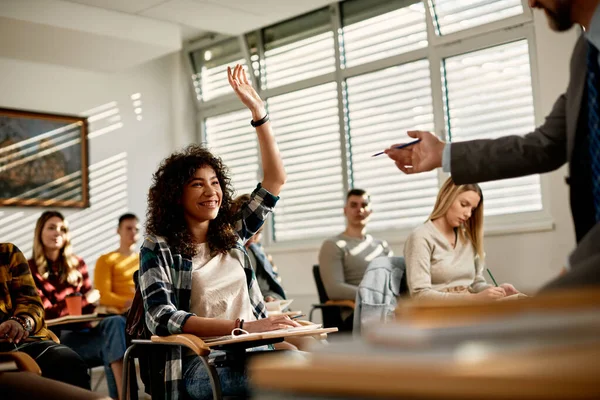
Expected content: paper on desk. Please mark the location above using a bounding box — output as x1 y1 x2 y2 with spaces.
202 323 322 344
265 299 293 314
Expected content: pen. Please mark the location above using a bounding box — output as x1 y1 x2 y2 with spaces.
290 314 305 320
371 139 421 157
487 268 499 287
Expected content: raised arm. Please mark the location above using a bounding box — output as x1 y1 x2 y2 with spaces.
228 64 286 195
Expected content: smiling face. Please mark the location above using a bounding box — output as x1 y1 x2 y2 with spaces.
444 190 481 228
181 166 223 224
41 216 67 251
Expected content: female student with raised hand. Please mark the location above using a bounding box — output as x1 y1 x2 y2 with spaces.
28 211 129 400
404 177 519 300
139 64 300 400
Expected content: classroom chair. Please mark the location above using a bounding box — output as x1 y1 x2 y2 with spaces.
308 265 355 330
123 272 285 400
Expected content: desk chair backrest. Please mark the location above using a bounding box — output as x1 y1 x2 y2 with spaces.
313 265 330 304
125 270 166 398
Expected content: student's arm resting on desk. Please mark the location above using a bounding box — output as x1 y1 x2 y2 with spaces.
469 255 491 293
318 240 358 301
404 232 470 300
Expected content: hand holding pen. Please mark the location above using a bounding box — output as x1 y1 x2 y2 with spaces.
381 131 446 174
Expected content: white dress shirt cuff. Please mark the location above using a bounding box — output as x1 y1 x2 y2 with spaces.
442 143 451 173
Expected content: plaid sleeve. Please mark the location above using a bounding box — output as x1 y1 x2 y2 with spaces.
234 183 279 243
140 238 194 336
76 259 96 314
7 244 45 333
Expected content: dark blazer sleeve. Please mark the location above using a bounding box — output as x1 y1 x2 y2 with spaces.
541 222 600 290
450 93 568 184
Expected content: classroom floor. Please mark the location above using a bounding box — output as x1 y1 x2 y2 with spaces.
90 364 150 399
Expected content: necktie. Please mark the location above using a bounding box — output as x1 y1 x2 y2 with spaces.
586 41 600 222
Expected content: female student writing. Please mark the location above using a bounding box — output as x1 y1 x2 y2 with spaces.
139 64 299 400
404 177 519 300
29 211 129 400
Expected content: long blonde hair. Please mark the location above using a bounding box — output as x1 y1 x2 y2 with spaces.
429 177 484 259
32 211 82 285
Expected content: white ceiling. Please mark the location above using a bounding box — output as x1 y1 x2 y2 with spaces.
0 0 335 73
63 0 336 37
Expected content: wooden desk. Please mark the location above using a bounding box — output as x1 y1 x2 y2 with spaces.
395 286 600 328
250 343 600 400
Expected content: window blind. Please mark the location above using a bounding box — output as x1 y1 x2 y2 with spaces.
430 0 524 35
342 1 427 68
346 60 439 230
267 82 346 241
190 38 246 102
204 109 260 197
443 40 542 215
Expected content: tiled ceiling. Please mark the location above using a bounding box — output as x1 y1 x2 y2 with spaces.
63 0 336 38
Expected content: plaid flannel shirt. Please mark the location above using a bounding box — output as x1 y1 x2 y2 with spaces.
139 184 277 399
0 243 47 336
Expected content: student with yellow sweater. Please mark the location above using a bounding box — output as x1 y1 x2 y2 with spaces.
94 213 139 312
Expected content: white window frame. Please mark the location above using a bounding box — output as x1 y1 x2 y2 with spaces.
186 0 554 251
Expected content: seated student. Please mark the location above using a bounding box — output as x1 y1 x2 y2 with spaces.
0 242 90 389
139 65 300 400
232 194 286 302
28 211 129 400
404 177 518 300
95 213 140 313
319 189 392 330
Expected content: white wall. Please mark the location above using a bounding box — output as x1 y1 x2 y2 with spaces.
0 52 196 277
266 12 581 316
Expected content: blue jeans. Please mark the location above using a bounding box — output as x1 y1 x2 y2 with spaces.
183 352 248 400
59 315 128 399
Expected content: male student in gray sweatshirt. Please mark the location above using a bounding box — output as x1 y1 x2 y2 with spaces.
318 189 392 306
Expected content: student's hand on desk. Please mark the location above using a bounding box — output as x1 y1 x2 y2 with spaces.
0 319 28 344
385 131 445 174
228 64 266 121
474 286 506 300
245 315 302 333
499 283 519 296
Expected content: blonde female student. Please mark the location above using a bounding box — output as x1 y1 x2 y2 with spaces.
139 64 300 400
404 177 519 300
29 211 129 400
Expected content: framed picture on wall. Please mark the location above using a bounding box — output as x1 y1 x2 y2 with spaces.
0 108 89 208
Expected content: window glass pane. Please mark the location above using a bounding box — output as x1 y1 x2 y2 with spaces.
443 40 542 215
342 0 427 68
205 109 259 196
430 0 523 35
190 38 247 102
263 8 335 89
267 82 346 241
346 60 439 231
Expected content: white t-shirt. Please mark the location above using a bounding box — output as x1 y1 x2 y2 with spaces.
189 243 255 322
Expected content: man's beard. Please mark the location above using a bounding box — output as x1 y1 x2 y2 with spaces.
544 1 574 32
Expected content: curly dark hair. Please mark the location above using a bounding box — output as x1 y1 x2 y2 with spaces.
146 144 238 257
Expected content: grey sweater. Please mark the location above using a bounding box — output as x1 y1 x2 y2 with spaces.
318 233 392 300
404 221 489 299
